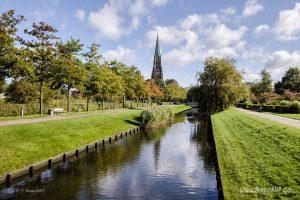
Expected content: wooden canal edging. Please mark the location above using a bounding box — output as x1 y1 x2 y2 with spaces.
209 115 224 200
0 126 143 188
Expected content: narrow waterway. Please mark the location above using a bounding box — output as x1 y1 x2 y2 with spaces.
0 112 218 199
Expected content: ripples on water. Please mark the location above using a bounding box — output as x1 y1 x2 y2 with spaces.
0 111 218 199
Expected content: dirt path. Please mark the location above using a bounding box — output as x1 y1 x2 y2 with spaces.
235 108 300 129
0 109 131 127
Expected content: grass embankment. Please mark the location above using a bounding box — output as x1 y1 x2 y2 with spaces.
0 105 189 177
268 113 300 120
211 109 300 199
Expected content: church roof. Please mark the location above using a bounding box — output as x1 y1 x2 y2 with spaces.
155 34 161 57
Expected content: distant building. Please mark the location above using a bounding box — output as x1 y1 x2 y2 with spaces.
151 34 163 80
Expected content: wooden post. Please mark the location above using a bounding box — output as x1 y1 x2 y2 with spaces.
95 142 98 149
102 139 105 146
5 173 11 186
29 166 33 177
48 159 52 169
76 149 79 158
109 137 112 143
115 135 117 141
86 146 89 153
63 154 67 163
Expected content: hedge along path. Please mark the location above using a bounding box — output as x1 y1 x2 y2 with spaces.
235 108 300 129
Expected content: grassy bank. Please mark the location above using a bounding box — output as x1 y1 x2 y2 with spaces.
0 105 190 177
211 109 300 199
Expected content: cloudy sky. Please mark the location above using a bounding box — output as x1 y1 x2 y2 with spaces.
1 0 300 86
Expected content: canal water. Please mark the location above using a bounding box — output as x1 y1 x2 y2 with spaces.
0 111 218 199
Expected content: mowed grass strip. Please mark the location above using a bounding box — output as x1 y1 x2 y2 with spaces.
0 105 190 177
211 109 300 199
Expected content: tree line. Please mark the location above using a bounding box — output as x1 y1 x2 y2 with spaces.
187 56 299 113
0 10 187 114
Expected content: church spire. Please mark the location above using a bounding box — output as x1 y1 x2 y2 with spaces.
151 34 163 80
155 34 161 57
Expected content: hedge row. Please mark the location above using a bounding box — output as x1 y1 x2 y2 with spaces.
236 102 300 114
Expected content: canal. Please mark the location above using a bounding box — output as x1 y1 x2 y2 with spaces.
0 111 218 199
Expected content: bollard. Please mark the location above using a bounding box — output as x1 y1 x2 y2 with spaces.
29 166 33 177
48 159 52 169
86 146 89 153
95 142 98 149
63 154 67 163
76 149 79 158
129 130 132 135
102 139 105 146
5 173 11 187
120 133 123 139
109 137 112 143
115 135 118 141
21 108 24 118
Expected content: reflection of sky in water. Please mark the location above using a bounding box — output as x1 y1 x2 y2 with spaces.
0 115 217 199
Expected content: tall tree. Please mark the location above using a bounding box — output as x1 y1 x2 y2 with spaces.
196 57 248 113
19 22 58 114
83 43 102 111
0 10 25 86
52 38 86 112
260 69 273 93
275 67 300 94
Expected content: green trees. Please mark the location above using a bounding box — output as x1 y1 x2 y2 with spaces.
0 9 187 116
275 67 300 94
52 39 86 112
192 57 248 113
165 79 187 102
19 22 59 114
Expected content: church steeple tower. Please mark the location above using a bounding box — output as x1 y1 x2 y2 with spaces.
151 34 163 80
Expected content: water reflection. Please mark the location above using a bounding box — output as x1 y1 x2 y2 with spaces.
0 112 218 199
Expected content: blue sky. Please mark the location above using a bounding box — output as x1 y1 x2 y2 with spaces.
1 0 300 86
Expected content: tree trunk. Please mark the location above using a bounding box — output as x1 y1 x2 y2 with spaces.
102 98 104 110
122 96 125 108
67 85 71 112
86 96 90 112
39 81 43 114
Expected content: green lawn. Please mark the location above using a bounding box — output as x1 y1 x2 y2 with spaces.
0 105 190 177
268 112 300 120
211 109 300 199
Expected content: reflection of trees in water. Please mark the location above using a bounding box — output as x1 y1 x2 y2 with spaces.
189 116 215 171
7 128 168 200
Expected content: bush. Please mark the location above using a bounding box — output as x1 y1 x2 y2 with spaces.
236 101 300 114
141 106 174 128
290 101 300 113
0 103 41 117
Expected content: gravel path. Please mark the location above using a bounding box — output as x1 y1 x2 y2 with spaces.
235 108 300 129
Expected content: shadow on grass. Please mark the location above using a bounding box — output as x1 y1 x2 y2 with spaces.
124 116 142 126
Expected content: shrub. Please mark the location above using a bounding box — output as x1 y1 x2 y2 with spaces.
141 106 174 128
290 101 300 114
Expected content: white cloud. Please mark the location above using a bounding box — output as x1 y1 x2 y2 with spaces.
146 26 185 47
265 50 300 78
273 3 300 41
75 9 85 22
207 24 248 49
243 0 264 17
240 68 260 82
179 13 220 29
103 46 137 64
152 0 168 7
88 0 127 40
221 6 236 15
253 24 269 37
